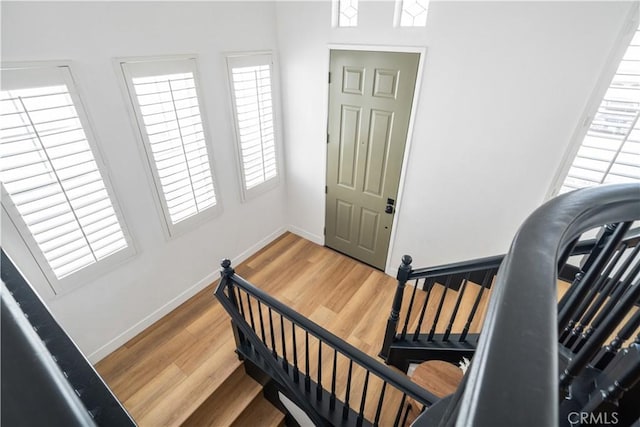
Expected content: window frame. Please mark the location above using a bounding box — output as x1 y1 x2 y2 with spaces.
393 0 429 28
225 52 281 201
547 10 639 199
332 0 359 28
0 61 136 296
117 54 221 238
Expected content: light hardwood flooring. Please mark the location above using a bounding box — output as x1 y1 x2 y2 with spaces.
96 232 492 426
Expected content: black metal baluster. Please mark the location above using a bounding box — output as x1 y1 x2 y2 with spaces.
305 331 311 392
572 243 640 338
412 278 435 341
573 255 640 352
280 314 288 372
560 278 640 397
393 393 407 427
268 307 277 358
400 279 419 340
428 276 452 341
244 293 256 332
235 287 246 319
330 348 338 410
559 222 631 332
373 381 387 427
317 340 323 401
593 308 640 370
460 269 492 342
443 273 469 341
356 370 369 427
581 350 640 415
562 245 625 347
257 300 267 345
292 322 299 383
573 245 640 351
343 360 354 420
357 371 370 427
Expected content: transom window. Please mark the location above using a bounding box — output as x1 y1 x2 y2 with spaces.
0 64 132 287
395 0 429 27
334 0 359 28
120 57 219 235
559 27 640 193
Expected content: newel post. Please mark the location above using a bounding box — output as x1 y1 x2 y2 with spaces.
379 255 412 361
221 259 245 357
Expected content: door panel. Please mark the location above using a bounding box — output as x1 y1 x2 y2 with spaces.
338 106 362 189
357 207 380 252
335 199 353 242
326 50 419 270
363 109 393 196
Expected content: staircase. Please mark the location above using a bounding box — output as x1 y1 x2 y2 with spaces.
93 232 413 426
214 184 640 426
3 183 639 426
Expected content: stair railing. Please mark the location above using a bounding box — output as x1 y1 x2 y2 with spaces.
379 254 503 369
434 183 640 427
215 260 440 427
380 222 640 372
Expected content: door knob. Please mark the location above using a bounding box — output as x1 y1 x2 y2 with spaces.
385 205 394 214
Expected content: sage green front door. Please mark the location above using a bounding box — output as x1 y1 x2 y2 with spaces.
325 50 420 270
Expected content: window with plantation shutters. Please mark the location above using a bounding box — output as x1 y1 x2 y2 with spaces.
120 57 219 235
227 54 279 200
0 64 132 286
559 26 640 194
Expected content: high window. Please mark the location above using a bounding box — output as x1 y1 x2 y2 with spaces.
1 64 132 289
334 0 359 27
120 57 219 235
395 0 429 27
558 26 640 194
227 53 279 200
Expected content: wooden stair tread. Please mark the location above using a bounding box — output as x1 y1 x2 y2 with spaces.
135 337 241 426
411 360 463 398
181 365 262 427
230 393 285 427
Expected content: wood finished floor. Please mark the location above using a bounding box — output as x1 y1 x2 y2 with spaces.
96 232 492 426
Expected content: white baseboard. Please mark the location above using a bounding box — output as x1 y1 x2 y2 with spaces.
88 226 287 363
287 225 324 246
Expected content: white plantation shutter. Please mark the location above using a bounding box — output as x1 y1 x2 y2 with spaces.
227 54 279 199
0 65 130 282
121 58 218 233
560 28 640 194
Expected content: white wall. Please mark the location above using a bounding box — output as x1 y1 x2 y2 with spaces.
1 1 288 361
275 1 635 273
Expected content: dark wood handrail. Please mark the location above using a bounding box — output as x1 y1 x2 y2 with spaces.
407 227 639 281
408 255 504 280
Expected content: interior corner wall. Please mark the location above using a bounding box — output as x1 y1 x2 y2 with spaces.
275 1 634 273
1 1 287 362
